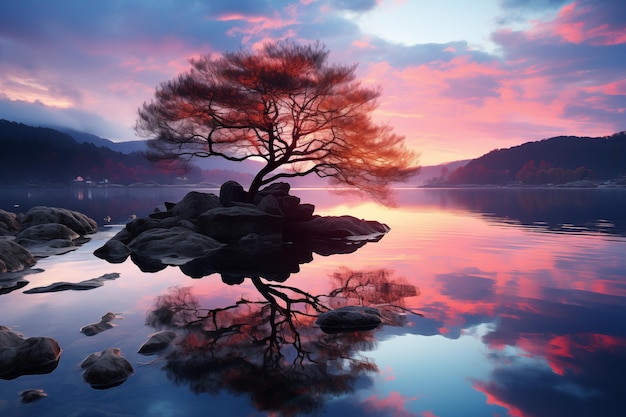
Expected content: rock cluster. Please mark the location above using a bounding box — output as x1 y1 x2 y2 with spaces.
95 181 390 281
0 207 97 274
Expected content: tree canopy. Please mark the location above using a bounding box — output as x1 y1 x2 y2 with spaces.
136 41 419 202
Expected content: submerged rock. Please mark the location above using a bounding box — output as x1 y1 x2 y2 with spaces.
0 326 62 380
80 348 134 389
315 306 382 334
138 331 176 355
20 388 47 403
24 272 120 294
80 312 119 336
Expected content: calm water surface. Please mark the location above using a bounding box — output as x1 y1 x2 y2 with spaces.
1 187 625 417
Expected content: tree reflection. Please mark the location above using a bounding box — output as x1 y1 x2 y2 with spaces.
145 268 419 416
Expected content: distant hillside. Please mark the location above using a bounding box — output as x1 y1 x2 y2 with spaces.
0 119 199 185
59 128 148 154
444 132 626 185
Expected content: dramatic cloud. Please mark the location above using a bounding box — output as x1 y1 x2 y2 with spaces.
0 0 624 163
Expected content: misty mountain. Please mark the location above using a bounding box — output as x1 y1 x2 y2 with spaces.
59 127 265 175
59 127 148 154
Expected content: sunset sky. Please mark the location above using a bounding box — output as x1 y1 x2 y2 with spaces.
1 0 624 165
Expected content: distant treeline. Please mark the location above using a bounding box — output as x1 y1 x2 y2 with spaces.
444 132 626 185
0 119 201 185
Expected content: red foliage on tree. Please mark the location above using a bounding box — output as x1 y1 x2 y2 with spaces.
136 41 419 202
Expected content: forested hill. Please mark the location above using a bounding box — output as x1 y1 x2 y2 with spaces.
0 119 199 185
446 132 626 185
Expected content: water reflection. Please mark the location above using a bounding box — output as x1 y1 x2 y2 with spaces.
404 188 626 236
1 188 626 416
145 268 419 416
129 234 380 282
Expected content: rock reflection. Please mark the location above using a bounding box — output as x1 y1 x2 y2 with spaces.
145 268 419 416
127 237 376 282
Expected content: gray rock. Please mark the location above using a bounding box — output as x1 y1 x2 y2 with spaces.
127 227 224 264
20 206 97 235
16 223 80 243
93 239 131 263
220 180 248 206
80 348 133 389
197 206 284 243
138 331 176 355
0 326 62 380
16 238 78 258
171 191 221 219
0 209 20 236
0 240 36 273
315 306 382 333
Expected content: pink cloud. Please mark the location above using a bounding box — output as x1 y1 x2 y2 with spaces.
362 391 417 417
529 1 626 46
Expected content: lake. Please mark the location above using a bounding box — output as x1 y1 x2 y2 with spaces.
1 186 626 417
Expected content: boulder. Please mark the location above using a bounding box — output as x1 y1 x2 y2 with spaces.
220 180 248 206
252 182 291 204
315 306 382 333
93 239 131 263
80 348 133 389
0 326 62 380
0 240 36 273
170 191 221 219
256 194 283 215
285 215 389 240
127 227 224 265
16 223 80 243
197 206 284 243
285 201 315 222
138 331 177 355
124 217 197 242
20 206 97 235
0 209 20 236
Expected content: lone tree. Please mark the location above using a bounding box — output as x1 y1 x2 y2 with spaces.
136 41 419 202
